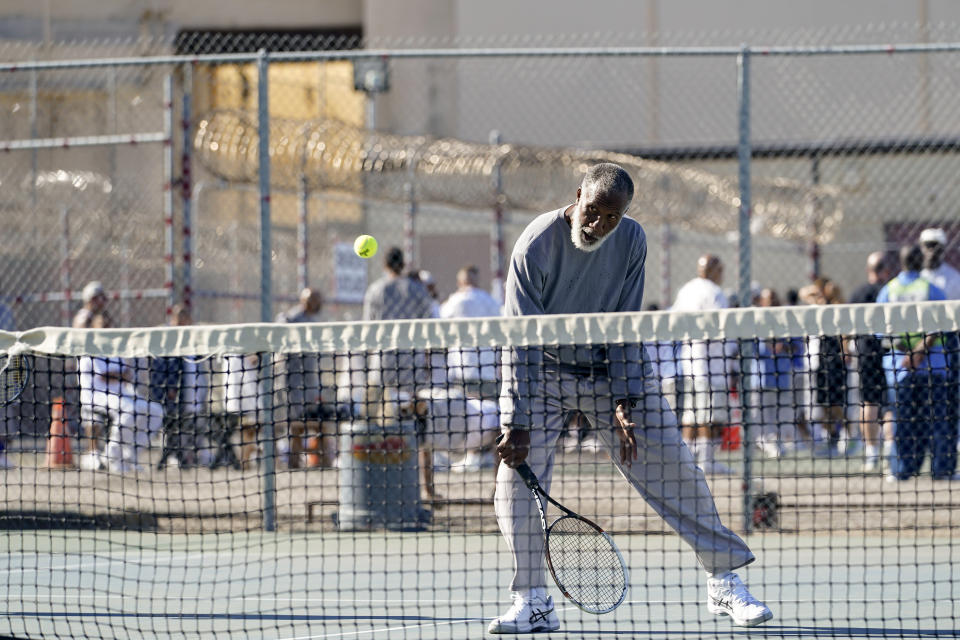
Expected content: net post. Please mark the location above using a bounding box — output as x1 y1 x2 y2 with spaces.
260 355 277 532
738 337 756 535
257 48 273 323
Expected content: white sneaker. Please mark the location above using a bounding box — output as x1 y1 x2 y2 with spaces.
488 593 560 634
707 572 773 627
759 441 782 459
80 451 104 471
862 456 879 472
0 452 15 469
700 460 734 475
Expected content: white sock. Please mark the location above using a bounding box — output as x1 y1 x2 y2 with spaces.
865 444 879 458
520 587 547 601
696 437 712 464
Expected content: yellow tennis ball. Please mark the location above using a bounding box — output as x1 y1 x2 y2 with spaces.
354 234 378 258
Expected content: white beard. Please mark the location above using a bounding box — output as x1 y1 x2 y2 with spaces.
570 214 616 253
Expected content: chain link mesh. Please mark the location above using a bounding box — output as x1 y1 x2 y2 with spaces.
1 27 959 325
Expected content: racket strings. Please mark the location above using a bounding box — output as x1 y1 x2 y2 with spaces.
547 516 626 612
0 355 27 402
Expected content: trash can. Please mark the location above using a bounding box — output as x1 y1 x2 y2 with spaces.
336 418 426 531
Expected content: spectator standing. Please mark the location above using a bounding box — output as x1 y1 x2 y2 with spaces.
418 270 442 318
800 278 854 458
151 304 211 469
751 289 802 458
878 244 958 481
360 247 437 485
439 264 502 393
848 252 896 471
363 247 435 322
919 228 960 299
72 281 112 329
672 254 736 475
275 288 337 468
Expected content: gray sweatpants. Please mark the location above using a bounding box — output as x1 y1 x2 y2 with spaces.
494 370 755 592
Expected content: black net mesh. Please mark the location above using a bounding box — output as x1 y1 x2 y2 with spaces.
1 301 959 638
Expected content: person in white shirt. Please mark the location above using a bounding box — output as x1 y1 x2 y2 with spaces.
919 228 960 300
79 354 163 473
672 254 737 475
439 265 502 392
225 353 263 469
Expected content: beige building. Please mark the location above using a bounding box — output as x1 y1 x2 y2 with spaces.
2 1 959 324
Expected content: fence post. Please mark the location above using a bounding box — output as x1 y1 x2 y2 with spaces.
737 44 754 534
163 73 175 321
490 130 505 305
404 182 416 267
181 62 194 312
257 49 273 324
298 174 309 292
257 48 276 532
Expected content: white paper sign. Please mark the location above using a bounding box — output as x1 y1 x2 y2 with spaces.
333 242 368 304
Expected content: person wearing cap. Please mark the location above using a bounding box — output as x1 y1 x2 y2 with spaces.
274 288 338 468
919 228 960 300
417 270 442 318
72 281 112 329
877 244 957 481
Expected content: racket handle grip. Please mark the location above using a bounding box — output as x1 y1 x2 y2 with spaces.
514 462 540 492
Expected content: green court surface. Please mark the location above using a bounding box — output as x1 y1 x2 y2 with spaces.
3 530 957 639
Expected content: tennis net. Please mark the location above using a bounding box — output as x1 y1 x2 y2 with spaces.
1 300 958 638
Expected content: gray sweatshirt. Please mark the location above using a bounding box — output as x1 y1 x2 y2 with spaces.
500 206 648 429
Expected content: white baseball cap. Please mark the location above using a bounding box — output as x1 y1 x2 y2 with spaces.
81 281 105 303
920 228 947 245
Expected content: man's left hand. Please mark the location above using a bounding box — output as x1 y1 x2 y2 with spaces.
614 400 638 468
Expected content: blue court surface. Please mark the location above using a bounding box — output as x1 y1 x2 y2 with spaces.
2 530 957 639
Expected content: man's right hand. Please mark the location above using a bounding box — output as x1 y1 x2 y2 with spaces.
497 428 530 468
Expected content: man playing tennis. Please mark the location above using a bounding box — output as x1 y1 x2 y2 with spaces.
490 163 772 634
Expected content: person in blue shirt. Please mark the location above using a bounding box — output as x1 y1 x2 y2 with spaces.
876 244 959 481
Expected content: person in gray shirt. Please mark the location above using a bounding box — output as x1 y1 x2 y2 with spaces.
489 163 772 634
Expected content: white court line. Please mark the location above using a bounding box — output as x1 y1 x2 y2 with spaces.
0 552 210 576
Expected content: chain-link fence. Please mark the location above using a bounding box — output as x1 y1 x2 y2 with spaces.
1 32 959 328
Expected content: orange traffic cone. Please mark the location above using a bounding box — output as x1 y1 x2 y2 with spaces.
46 398 74 468
304 436 322 468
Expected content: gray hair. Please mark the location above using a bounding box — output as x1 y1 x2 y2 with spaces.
581 163 634 206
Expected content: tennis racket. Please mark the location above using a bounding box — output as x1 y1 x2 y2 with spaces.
514 461 629 614
0 352 29 405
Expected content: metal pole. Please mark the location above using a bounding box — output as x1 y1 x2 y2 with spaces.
298 174 309 291
490 130 505 304
257 49 276 532
257 49 273 323
59 205 71 326
109 68 132 326
736 44 754 534
162 74 175 321
660 221 671 308
181 63 194 312
808 155 821 282
403 182 416 267
29 69 38 211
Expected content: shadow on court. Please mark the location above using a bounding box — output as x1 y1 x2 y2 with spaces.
0 510 158 531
